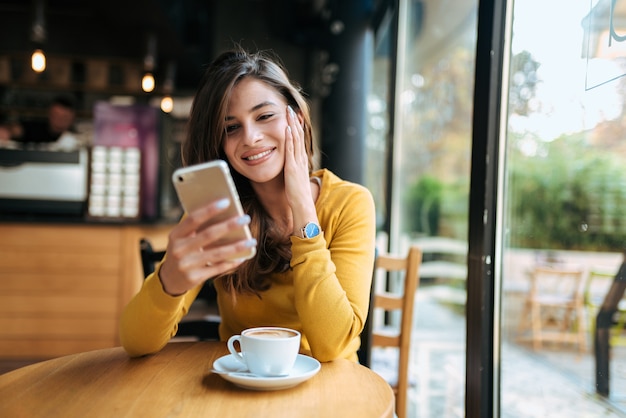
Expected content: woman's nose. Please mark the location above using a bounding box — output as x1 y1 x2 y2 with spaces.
242 124 263 144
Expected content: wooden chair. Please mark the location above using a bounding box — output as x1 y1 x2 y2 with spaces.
517 265 586 352
364 245 422 418
139 238 221 341
584 268 626 347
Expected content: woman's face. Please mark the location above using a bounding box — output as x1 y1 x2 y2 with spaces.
223 77 289 185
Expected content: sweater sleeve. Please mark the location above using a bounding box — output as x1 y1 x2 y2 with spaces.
119 260 202 357
289 183 376 362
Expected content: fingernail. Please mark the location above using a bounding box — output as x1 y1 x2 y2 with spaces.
237 214 251 225
244 238 257 247
215 198 230 209
288 105 295 116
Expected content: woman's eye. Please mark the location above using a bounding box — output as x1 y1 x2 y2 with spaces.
258 113 274 121
225 124 239 134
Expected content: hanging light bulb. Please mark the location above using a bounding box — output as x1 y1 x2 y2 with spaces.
31 48 46 72
141 33 157 92
159 61 176 113
30 0 47 73
142 72 155 92
160 96 173 113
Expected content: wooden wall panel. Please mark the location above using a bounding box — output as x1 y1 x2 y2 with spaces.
0 222 172 359
0 317 117 337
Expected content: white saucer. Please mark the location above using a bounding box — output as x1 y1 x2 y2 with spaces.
212 354 321 391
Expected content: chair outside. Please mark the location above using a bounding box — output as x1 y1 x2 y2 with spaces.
517 265 586 352
368 245 422 418
585 268 626 347
139 238 221 341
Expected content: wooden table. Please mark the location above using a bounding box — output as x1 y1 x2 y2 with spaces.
0 341 395 418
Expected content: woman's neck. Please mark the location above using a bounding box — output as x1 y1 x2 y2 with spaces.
251 177 293 231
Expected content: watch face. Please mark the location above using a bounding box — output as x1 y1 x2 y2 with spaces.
304 222 320 238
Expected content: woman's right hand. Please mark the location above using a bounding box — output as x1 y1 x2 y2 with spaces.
158 198 256 296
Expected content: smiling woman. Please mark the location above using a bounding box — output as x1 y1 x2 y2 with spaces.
119 46 377 364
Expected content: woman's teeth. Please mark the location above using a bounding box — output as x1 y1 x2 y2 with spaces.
246 149 272 161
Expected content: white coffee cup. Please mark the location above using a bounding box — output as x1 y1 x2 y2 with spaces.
227 327 301 377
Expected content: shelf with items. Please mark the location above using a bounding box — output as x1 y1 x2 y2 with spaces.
0 52 148 94
0 52 157 122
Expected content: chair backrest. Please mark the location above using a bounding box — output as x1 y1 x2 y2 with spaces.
368 245 422 418
138 237 221 341
585 268 622 308
140 238 166 278
357 248 377 368
529 266 585 302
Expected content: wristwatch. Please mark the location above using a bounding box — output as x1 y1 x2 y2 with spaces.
301 222 321 239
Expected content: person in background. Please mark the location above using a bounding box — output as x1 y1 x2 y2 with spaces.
0 117 10 141
120 46 376 363
6 94 76 143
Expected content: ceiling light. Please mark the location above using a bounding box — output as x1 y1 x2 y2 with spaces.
31 49 46 72
160 96 173 113
30 0 46 73
142 72 155 92
141 33 157 92
159 61 176 111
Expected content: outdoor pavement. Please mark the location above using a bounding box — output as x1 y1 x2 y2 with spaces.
371 286 626 417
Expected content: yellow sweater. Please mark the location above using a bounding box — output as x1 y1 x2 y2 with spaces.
120 169 376 362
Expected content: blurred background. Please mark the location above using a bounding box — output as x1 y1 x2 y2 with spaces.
2 1 626 417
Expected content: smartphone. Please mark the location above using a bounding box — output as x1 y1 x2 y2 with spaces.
172 160 256 261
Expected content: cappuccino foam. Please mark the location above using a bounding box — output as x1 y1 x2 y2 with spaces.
246 329 297 339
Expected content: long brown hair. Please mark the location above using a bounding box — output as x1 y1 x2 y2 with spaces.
182 46 315 296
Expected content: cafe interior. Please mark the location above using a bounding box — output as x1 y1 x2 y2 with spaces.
2 0 626 417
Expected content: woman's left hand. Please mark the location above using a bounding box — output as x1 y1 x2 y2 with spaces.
283 105 314 212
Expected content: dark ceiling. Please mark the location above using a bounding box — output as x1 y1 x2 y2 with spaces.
0 0 332 91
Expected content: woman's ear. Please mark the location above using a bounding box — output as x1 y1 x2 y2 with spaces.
296 111 305 128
